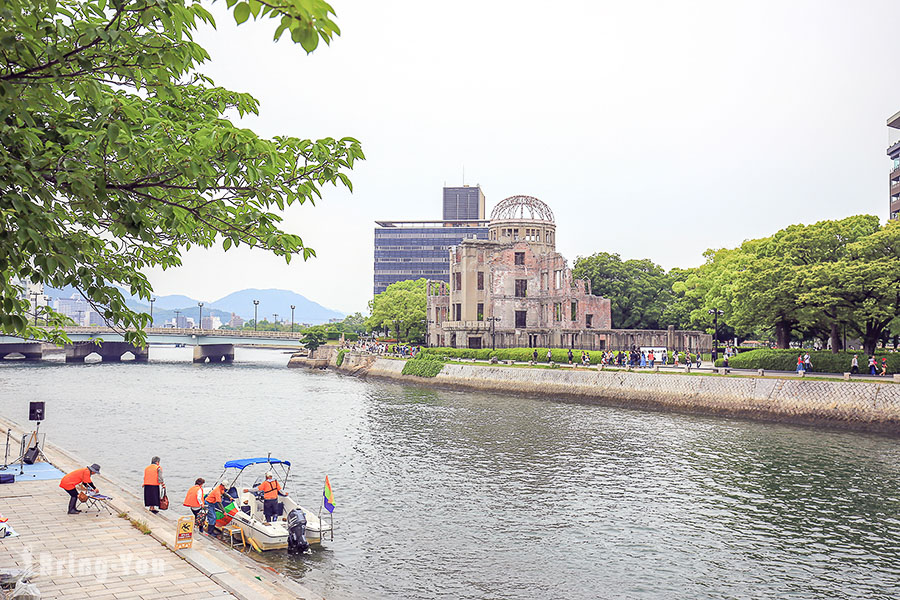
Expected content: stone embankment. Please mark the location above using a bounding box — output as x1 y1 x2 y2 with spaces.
292 350 900 433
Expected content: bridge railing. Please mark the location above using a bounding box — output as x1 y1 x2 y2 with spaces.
61 327 304 340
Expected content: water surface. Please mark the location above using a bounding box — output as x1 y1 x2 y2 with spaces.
1 348 898 599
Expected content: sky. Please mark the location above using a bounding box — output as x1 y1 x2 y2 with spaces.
144 0 900 314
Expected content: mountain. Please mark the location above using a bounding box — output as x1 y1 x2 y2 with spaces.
41 285 344 325
211 288 344 324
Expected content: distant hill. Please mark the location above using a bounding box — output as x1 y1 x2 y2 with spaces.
42 285 344 325
211 288 344 324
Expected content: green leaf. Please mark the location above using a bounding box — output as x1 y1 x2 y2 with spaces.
233 2 251 25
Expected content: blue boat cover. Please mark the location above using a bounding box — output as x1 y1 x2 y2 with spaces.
224 457 291 469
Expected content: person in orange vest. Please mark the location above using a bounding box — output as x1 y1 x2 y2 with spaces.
205 483 227 535
183 477 206 532
252 471 288 523
59 464 100 514
143 456 165 514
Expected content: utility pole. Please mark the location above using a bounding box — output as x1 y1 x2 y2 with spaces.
708 308 724 361
290 305 295 333
253 299 260 331
149 298 156 327
198 302 204 330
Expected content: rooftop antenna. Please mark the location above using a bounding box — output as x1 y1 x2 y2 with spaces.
462 165 465 185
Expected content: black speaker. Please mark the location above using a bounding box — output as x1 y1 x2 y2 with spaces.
23 446 39 465
29 402 44 421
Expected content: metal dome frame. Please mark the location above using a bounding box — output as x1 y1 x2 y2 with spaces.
490 195 555 223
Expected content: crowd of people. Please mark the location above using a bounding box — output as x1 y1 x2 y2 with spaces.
59 456 288 537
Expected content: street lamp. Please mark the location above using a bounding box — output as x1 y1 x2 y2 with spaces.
708 308 724 361
290 305 295 333
253 300 259 331
198 302 204 330
273 314 279 330
30 292 39 325
487 316 501 350
149 298 156 327
43 295 50 324
174 310 181 328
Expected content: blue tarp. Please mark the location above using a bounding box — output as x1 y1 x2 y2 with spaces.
223 457 290 469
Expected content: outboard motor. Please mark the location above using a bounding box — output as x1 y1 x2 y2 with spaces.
287 508 309 555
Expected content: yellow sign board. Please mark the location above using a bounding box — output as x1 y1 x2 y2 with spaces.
174 516 194 550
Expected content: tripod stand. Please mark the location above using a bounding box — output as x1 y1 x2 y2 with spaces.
11 422 49 475
0 429 11 471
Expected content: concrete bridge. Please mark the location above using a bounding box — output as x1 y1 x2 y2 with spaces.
0 327 307 364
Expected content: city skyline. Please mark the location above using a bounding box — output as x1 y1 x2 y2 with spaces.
140 0 900 314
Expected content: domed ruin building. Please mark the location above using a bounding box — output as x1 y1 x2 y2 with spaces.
427 195 710 351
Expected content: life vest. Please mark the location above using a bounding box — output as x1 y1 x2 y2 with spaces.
259 479 281 500
206 487 223 504
60 467 91 490
143 464 160 486
183 485 204 508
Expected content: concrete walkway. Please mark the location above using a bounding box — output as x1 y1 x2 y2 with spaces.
0 416 318 600
0 479 232 599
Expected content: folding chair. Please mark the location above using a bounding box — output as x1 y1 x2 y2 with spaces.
80 492 114 515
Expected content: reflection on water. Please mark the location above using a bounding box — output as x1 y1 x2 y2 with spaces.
1 348 898 599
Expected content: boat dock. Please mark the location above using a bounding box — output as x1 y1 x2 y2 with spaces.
0 416 317 599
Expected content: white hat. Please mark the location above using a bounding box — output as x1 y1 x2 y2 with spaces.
265 471 273 478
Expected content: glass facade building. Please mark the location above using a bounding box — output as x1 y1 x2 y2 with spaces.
374 185 488 295
442 186 485 221
374 221 488 295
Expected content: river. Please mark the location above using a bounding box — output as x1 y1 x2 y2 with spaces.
1 347 898 599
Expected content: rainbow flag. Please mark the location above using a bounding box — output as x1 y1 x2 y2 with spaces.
323 476 335 513
214 500 238 527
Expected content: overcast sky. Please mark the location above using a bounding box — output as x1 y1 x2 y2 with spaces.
144 0 900 314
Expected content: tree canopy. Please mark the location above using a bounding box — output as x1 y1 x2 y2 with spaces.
367 278 426 342
572 252 676 329
1 0 363 345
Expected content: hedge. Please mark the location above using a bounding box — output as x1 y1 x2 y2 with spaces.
715 349 900 373
418 347 697 365
336 350 346 367
402 355 445 377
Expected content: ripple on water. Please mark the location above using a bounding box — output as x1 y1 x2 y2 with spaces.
0 348 899 599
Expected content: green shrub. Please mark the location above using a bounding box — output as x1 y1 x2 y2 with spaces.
344 333 359 342
419 347 610 364
336 349 346 367
715 349 900 373
402 355 445 377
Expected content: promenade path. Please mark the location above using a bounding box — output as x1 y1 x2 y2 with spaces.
0 416 317 600
0 479 233 599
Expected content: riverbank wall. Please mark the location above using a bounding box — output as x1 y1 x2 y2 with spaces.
299 350 900 433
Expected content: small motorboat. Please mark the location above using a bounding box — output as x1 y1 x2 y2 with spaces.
211 456 333 552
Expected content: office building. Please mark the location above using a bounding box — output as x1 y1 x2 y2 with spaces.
373 185 488 295
442 186 485 220
888 110 900 220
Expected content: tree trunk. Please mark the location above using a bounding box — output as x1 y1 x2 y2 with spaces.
774 321 791 349
830 322 841 353
863 322 880 356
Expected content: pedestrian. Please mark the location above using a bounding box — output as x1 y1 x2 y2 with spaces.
639 351 646 367
251 471 289 522
850 355 859 374
567 349 573 364
674 351 680 367
205 483 227 535
546 348 552 363
797 354 804 373
532 348 538 362
869 356 877 375
661 349 667 365
143 456 165 514
804 353 812 373
183 478 206 532
59 464 100 514
582 351 589 366
880 357 888 376
648 350 655 368
695 353 701 368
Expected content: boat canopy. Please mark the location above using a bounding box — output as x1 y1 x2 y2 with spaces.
224 458 291 469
